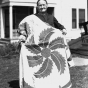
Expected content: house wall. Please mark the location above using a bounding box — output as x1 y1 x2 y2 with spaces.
9 0 56 3
0 0 87 40
55 0 71 31
55 0 87 39
0 0 56 5
71 0 87 23
69 0 87 39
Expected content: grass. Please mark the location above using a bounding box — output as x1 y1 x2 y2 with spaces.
70 66 88 88
0 55 88 88
0 56 19 88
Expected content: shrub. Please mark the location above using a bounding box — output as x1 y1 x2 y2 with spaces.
0 42 20 59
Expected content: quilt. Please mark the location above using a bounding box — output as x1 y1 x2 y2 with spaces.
18 15 73 88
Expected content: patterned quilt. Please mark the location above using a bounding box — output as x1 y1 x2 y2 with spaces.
19 15 72 88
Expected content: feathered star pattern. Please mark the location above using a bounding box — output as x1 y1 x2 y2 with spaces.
25 27 66 78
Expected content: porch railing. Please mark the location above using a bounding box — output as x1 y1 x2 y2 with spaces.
13 29 19 38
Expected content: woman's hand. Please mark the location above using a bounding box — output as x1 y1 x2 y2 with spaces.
18 35 26 43
62 29 67 35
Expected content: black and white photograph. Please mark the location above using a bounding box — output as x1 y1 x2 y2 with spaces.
0 0 88 88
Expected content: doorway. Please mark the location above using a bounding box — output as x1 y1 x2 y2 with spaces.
47 7 54 15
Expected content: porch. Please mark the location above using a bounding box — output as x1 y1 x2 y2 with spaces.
1 6 34 39
0 0 55 42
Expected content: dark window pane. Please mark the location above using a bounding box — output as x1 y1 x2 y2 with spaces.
13 6 33 29
72 9 77 28
79 9 85 24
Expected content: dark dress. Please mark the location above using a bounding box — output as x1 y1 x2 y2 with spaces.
35 13 65 30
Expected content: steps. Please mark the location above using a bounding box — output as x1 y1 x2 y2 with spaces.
71 47 88 56
0 38 10 46
68 37 82 49
69 36 88 56
82 35 88 46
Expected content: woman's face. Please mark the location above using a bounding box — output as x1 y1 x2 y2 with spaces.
37 0 48 13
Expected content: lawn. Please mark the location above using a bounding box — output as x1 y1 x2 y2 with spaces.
70 66 88 88
0 55 88 88
0 56 19 88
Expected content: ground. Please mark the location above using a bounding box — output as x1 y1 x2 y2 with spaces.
70 66 88 88
0 55 88 88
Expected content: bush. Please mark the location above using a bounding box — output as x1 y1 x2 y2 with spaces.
0 42 20 59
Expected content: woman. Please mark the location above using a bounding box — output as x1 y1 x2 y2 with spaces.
18 0 73 88
35 0 67 35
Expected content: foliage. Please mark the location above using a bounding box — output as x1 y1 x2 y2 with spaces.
0 42 20 59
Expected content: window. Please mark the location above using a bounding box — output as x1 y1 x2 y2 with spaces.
72 8 86 29
72 9 77 28
47 7 54 15
79 9 85 24
13 6 33 29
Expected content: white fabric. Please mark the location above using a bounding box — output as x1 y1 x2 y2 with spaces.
19 15 72 88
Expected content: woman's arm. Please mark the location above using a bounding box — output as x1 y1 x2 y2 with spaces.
54 17 65 30
54 17 67 35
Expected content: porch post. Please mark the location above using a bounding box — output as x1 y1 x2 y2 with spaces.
33 6 36 14
9 5 13 39
1 7 4 38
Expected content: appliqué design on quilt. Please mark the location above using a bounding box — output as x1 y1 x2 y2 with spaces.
19 22 31 37
25 28 66 78
28 35 35 44
23 78 34 88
